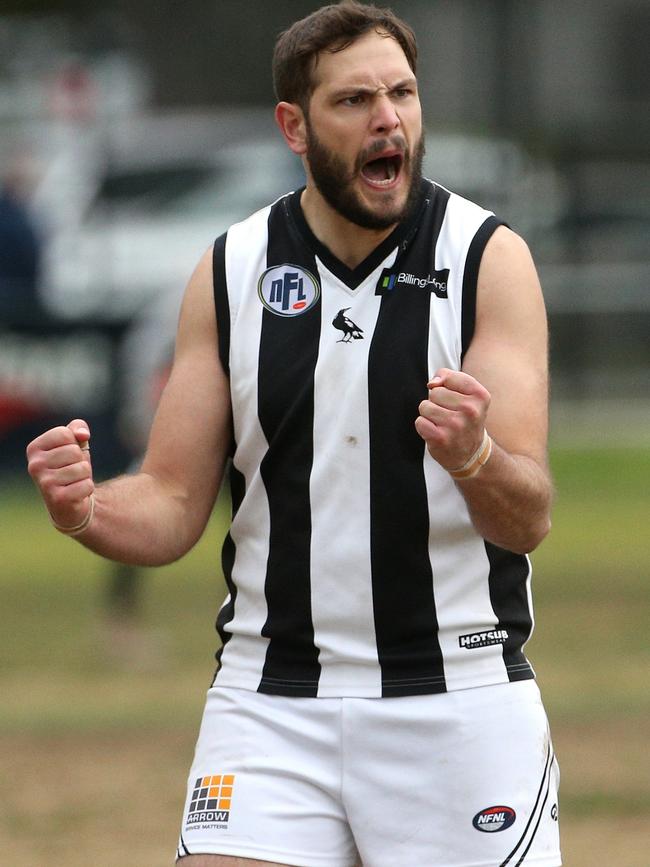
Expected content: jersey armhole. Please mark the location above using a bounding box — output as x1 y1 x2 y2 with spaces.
460 216 505 362
213 232 230 377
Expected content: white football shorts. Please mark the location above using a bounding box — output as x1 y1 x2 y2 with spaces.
177 680 561 866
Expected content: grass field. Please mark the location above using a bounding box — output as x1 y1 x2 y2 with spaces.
1 447 648 866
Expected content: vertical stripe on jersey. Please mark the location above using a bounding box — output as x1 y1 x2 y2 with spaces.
460 215 502 361
212 233 230 376
257 201 322 696
213 462 245 680
367 188 450 696
485 542 535 681
308 260 387 697
212 230 236 682
368 288 442 695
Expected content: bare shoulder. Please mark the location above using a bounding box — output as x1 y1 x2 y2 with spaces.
156 243 229 420
473 225 546 344
483 223 531 259
477 225 545 314
176 245 218 345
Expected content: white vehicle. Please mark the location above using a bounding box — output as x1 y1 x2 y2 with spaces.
39 110 305 320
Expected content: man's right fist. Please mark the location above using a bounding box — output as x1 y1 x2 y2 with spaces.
26 418 95 532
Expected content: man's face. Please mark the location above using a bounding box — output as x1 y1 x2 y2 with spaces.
303 29 424 230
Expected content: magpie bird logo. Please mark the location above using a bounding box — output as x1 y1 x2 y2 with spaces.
333 308 364 343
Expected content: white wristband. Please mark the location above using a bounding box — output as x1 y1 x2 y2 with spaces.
49 493 95 537
448 430 493 480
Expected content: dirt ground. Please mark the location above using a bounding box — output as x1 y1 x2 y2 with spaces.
1 721 648 867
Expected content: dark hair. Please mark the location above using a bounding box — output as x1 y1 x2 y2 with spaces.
273 1 418 110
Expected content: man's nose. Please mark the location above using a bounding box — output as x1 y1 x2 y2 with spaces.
370 94 400 134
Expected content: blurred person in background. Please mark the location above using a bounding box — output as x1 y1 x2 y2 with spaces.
0 153 42 323
100 286 179 666
26 2 561 865
0 151 48 449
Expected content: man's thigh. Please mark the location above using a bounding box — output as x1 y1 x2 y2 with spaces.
344 681 562 867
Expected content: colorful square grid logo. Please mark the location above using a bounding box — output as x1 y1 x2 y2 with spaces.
186 774 235 825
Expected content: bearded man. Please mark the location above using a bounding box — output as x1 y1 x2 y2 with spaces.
27 3 561 866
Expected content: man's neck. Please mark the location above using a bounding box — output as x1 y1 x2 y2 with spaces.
299 186 397 270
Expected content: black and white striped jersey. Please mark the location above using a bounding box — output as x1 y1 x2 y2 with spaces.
211 178 535 698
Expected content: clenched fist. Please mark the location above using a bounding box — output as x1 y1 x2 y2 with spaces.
26 418 95 533
415 368 491 472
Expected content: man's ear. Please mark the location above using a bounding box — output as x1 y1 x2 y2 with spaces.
275 101 308 155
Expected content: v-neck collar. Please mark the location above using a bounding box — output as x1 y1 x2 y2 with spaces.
285 178 432 290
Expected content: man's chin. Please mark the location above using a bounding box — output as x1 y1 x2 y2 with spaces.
312 166 418 231
351 186 412 229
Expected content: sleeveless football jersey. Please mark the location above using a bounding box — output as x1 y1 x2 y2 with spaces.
211 178 535 698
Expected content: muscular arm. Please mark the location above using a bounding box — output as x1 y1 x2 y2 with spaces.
415 226 552 554
26 248 233 566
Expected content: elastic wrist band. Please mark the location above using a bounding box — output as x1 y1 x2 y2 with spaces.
449 430 493 480
50 493 95 536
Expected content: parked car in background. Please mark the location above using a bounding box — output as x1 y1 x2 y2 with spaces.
39 109 306 320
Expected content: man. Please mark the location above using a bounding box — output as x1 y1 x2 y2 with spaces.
26 3 561 865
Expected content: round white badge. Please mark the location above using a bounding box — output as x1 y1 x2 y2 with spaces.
258 265 320 317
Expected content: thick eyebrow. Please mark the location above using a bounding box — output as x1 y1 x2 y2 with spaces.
388 77 418 92
330 76 418 100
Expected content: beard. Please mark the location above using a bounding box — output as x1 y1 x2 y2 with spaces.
304 120 425 231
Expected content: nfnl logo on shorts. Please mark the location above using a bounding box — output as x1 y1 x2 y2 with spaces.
186 774 235 827
472 806 516 833
258 265 320 316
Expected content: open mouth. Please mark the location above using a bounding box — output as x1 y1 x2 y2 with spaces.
360 154 403 186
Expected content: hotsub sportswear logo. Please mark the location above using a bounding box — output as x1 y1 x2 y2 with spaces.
473 806 517 833
258 265 320 316
459 629 509 649
185 774 235 829
376 267 449 297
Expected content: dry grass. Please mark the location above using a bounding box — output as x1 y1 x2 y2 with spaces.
0 729 189 867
